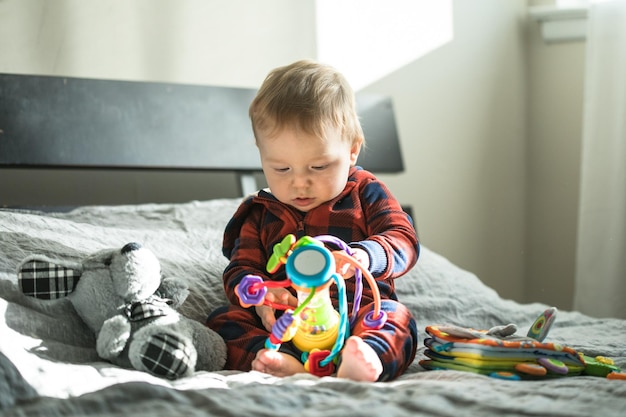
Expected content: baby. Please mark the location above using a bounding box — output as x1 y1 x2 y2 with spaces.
206 59 419 382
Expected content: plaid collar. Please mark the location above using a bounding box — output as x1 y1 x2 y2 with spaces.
124 295 173 321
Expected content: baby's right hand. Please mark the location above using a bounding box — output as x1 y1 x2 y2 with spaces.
256 287 297 332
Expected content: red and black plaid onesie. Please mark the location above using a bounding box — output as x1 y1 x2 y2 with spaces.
206 166 419 381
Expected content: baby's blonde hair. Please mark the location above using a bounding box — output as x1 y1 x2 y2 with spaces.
249 60 364 146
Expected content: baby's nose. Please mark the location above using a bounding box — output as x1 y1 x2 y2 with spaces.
292 172 311 188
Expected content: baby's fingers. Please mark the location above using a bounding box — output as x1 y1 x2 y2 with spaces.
256 304 276 331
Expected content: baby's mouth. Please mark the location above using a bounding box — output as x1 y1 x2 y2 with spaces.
293 197 314 207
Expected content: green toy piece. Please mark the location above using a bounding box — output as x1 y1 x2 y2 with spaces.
582 355 621 377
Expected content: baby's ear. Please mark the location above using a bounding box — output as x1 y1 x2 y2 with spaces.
17 255 83 299
350 137 363 165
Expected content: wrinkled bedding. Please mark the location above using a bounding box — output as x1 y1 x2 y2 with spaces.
1 199 625 416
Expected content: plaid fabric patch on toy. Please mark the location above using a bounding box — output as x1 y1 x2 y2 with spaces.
18 259 81 299
124 296 172 321
140 333 193 380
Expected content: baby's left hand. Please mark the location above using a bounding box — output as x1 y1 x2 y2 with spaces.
336 248 370 278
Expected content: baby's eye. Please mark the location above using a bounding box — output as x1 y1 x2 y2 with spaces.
311 164 329 171
274 167 290 173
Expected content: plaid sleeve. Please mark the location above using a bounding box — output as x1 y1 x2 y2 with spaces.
221 199 275 306
349 171 419 280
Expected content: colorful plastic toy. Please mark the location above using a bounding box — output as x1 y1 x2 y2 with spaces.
235 234 387 376
420 308 625 380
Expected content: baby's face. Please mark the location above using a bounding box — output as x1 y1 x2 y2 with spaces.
257 125 360 212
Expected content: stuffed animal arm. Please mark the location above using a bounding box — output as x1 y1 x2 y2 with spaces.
18 242 226 379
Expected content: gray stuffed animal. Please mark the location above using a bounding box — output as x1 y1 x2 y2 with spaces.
17 242 226 379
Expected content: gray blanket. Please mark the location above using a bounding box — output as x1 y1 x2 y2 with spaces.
1 199 625 416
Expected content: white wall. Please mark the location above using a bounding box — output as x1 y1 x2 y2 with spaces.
366 1 529 301
1 0 316 88
1 0 582 308
526 1 586 310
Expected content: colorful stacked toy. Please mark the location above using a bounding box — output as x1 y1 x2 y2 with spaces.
419 308 624 380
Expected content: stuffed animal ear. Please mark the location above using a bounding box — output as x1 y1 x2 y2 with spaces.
157 277 189 309
17 255 83 299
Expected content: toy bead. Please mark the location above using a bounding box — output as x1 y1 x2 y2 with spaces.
515 362 548 376
489 371 521 381
265 336 281 350
304 349 335 377
363 310 387 330
537 358 569 375
235 275 267 307
270 312 298 344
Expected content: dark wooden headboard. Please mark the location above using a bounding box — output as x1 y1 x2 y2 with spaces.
0 73 404 196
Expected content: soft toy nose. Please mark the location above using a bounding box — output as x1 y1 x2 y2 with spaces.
121 242 142 254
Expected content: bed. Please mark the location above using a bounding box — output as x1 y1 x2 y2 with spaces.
1 74 625 417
